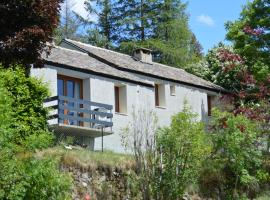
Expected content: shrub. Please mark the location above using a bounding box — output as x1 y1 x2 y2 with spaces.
154 105 211 199
0 66 53 149
199 109 268 199
0 66 72 200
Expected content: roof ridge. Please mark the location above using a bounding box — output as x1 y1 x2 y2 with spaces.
64 38 133 59
53 45 89 56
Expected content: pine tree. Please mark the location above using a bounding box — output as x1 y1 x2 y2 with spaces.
117 0 160 42
80 0 119 48
54 0 85 43
119 0 201 68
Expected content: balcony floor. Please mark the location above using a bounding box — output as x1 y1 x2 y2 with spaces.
51 124 113 138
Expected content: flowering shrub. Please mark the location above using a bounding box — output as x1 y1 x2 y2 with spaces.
199 109 269 199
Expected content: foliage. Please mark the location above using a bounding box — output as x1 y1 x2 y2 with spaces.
77 0 119 49
86 29 112 49
0 0 62 66
118 0 202 67
154 105 211 199
199 109 268 199
0 66 52 148
206 43 246 91
0 66 72 199
0 152 72 200
116 0 160 42
184 59 210 79
77 0 203 67
226 0 270 68
54 0 87 44
206 44 270 123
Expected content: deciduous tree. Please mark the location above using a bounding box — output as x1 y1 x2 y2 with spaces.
0 0 63 67
226 0 270 69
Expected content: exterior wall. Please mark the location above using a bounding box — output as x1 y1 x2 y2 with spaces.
31 65 220 153
30 67 58 96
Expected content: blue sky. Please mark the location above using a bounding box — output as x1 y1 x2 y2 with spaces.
187 0 249 53
68 0 250 53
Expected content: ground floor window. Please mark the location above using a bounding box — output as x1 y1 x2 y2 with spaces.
114 84 127 114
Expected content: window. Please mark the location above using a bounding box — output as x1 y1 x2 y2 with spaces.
57 75 83 126
115 86 120 112
155 84 159 106
170 85 176 96
114 85 127 114
207 95 212 116
155 84 166 107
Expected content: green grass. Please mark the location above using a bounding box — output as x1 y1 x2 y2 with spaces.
36 146 135 171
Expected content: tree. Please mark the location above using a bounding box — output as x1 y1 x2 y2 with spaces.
206 44 246 93
206 44 270 123
119 0 203 68
0 0 62 67
54 0 86 43
117 0 160 42
79 0 119 48
226 0 270 69
54 0 88 43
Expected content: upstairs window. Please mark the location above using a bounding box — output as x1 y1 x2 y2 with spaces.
114 85 127 114
170 85 176 96
207 95 212 116
155 84 166 107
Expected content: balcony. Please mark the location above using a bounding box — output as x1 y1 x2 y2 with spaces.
44 95 113 138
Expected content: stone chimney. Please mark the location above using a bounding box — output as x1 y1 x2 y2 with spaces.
133 48 152 63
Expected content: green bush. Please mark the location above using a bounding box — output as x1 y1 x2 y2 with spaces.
154 105 211 199
199 109 268 199
0 66 52 148
0 66 72 200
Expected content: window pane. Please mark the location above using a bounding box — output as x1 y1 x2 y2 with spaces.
67 81 75 98
57 79 64 124
115 86 120 112
57 79 64 96
155 84 159 106
67 81 76 125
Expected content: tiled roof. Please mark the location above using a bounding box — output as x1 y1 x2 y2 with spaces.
61 39 224 92
43 46 152 87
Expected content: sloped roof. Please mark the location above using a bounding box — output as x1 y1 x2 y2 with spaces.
61 39 224 92
43 46 152 87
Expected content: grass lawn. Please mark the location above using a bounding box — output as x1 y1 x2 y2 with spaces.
36 146 135 171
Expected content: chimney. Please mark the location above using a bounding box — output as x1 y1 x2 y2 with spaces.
133 48 152 63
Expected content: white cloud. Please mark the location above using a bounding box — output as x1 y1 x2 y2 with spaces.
60 0 88 19
71 0 88 18
197 14 215 27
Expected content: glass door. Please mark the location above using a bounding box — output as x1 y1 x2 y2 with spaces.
57 75 83 126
